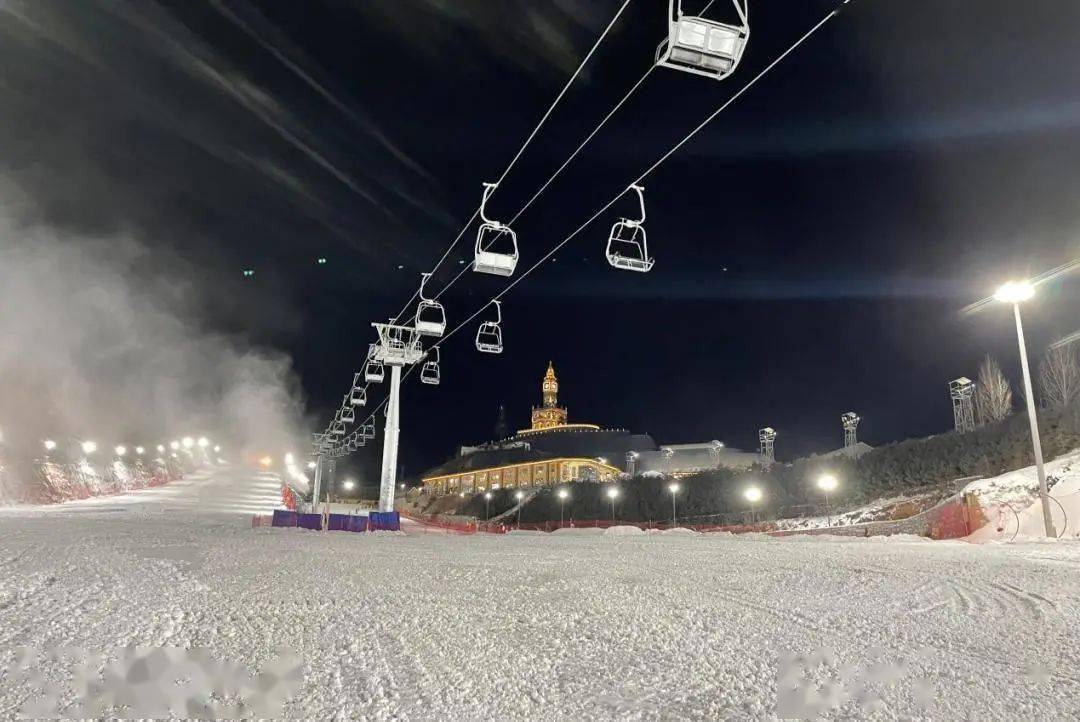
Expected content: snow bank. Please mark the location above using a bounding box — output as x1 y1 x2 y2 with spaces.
551 527 605 536
603 525 645 536
507 529 545 536
660 527 700 536
967 449 1080 541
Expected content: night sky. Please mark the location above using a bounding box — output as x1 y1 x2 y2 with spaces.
3 1 1080 491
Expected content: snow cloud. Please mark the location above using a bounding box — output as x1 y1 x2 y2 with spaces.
0 184 309 460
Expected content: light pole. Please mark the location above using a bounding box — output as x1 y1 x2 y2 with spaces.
744 486 762 524
607 487 619 522
557 488 569 525
515 490 525 528
816 474 838 527
995 280 1057 538
668 482 680 527
484 492 492 522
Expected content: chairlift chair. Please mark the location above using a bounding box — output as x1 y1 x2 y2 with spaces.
421 347 441 386
331 421 345 437
350 374 367 406
415 273 447 337
475 300 504 354
473 182 519 277
364 358 385 384
606 184 654 272
340 396 356 424
362 423 375 441
655 0 749 81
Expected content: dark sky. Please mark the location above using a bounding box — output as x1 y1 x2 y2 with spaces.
3 1 1080 488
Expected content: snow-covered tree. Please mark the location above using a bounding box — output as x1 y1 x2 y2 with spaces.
975 355 1012 424
1039 343 1080 409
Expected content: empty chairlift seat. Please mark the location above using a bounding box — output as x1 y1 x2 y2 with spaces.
475 301 504 354
421 346 441 385
655 0 749 81
414 272 446 337
473 182 519 277
606 184 654 272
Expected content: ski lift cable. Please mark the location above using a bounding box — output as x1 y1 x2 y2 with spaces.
317 0 637 447
324 0 842 453
434 1 854 351
490 0 637 196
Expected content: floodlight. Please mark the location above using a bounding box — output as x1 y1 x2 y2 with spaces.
994 280 1035 304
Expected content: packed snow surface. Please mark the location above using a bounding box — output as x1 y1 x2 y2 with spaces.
2 467 1079 720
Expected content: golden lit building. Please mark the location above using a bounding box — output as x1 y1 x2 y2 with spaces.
421 362 640 495
530 361 568 430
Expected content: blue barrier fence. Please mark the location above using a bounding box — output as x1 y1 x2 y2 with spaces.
271 509 394 534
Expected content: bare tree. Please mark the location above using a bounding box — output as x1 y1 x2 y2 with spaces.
1039 342 1080 409
975 355 1012 424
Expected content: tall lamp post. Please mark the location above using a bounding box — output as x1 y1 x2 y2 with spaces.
744 486 762 525
515 490 525 528
816 474 838 527
607 487 619 522
484 491 492 522
668 482 680 527
995 280 1057 538
557 488 570 526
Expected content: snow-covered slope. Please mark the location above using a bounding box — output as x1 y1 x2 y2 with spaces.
967 448 1080 540
2 471 1079 719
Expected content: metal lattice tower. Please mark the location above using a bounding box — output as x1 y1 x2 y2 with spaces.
950 377 976 433
841 412 860 449
758 428 776 467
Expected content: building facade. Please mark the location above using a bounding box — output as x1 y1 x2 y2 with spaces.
423 457 620 495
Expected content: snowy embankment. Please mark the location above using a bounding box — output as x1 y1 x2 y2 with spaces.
2 464 1079 719
966 448 1080 541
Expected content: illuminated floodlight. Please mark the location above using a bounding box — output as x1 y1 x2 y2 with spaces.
43 439 57 451
744 486 763 503
817 474 838 492
157 444 166 453
197 437 209 449
307 461 317 470
285 452 295 465
135 446 145 455
213 445 221 453
259 456 273 467
81 441 97 455
484 492 492 500
115 445 127 457
668 482 680 494
994 280 1035 304
515 490 524 500
342 479 356 491
607 487 619 499
170 441 180 451
181 437 194 450
558 489 569 500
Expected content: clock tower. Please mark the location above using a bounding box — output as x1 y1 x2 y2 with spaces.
531 361 569 430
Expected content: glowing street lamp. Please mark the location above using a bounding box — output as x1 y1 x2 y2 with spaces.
43 439 57 452
995 279 1056 537
169 441 180 451
515 490 525 527
607 487 619 522
81 440 97 455
307 461 317 470
157 444 165 453
816 474 838 527
197 437 210 449
181 437 194 450
744 486 763 524
213 445 221 453
342 479 356 492
114 445 127 457
135 446 145 456
557 488 570 525
484 491 493 521
668 482 681 527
